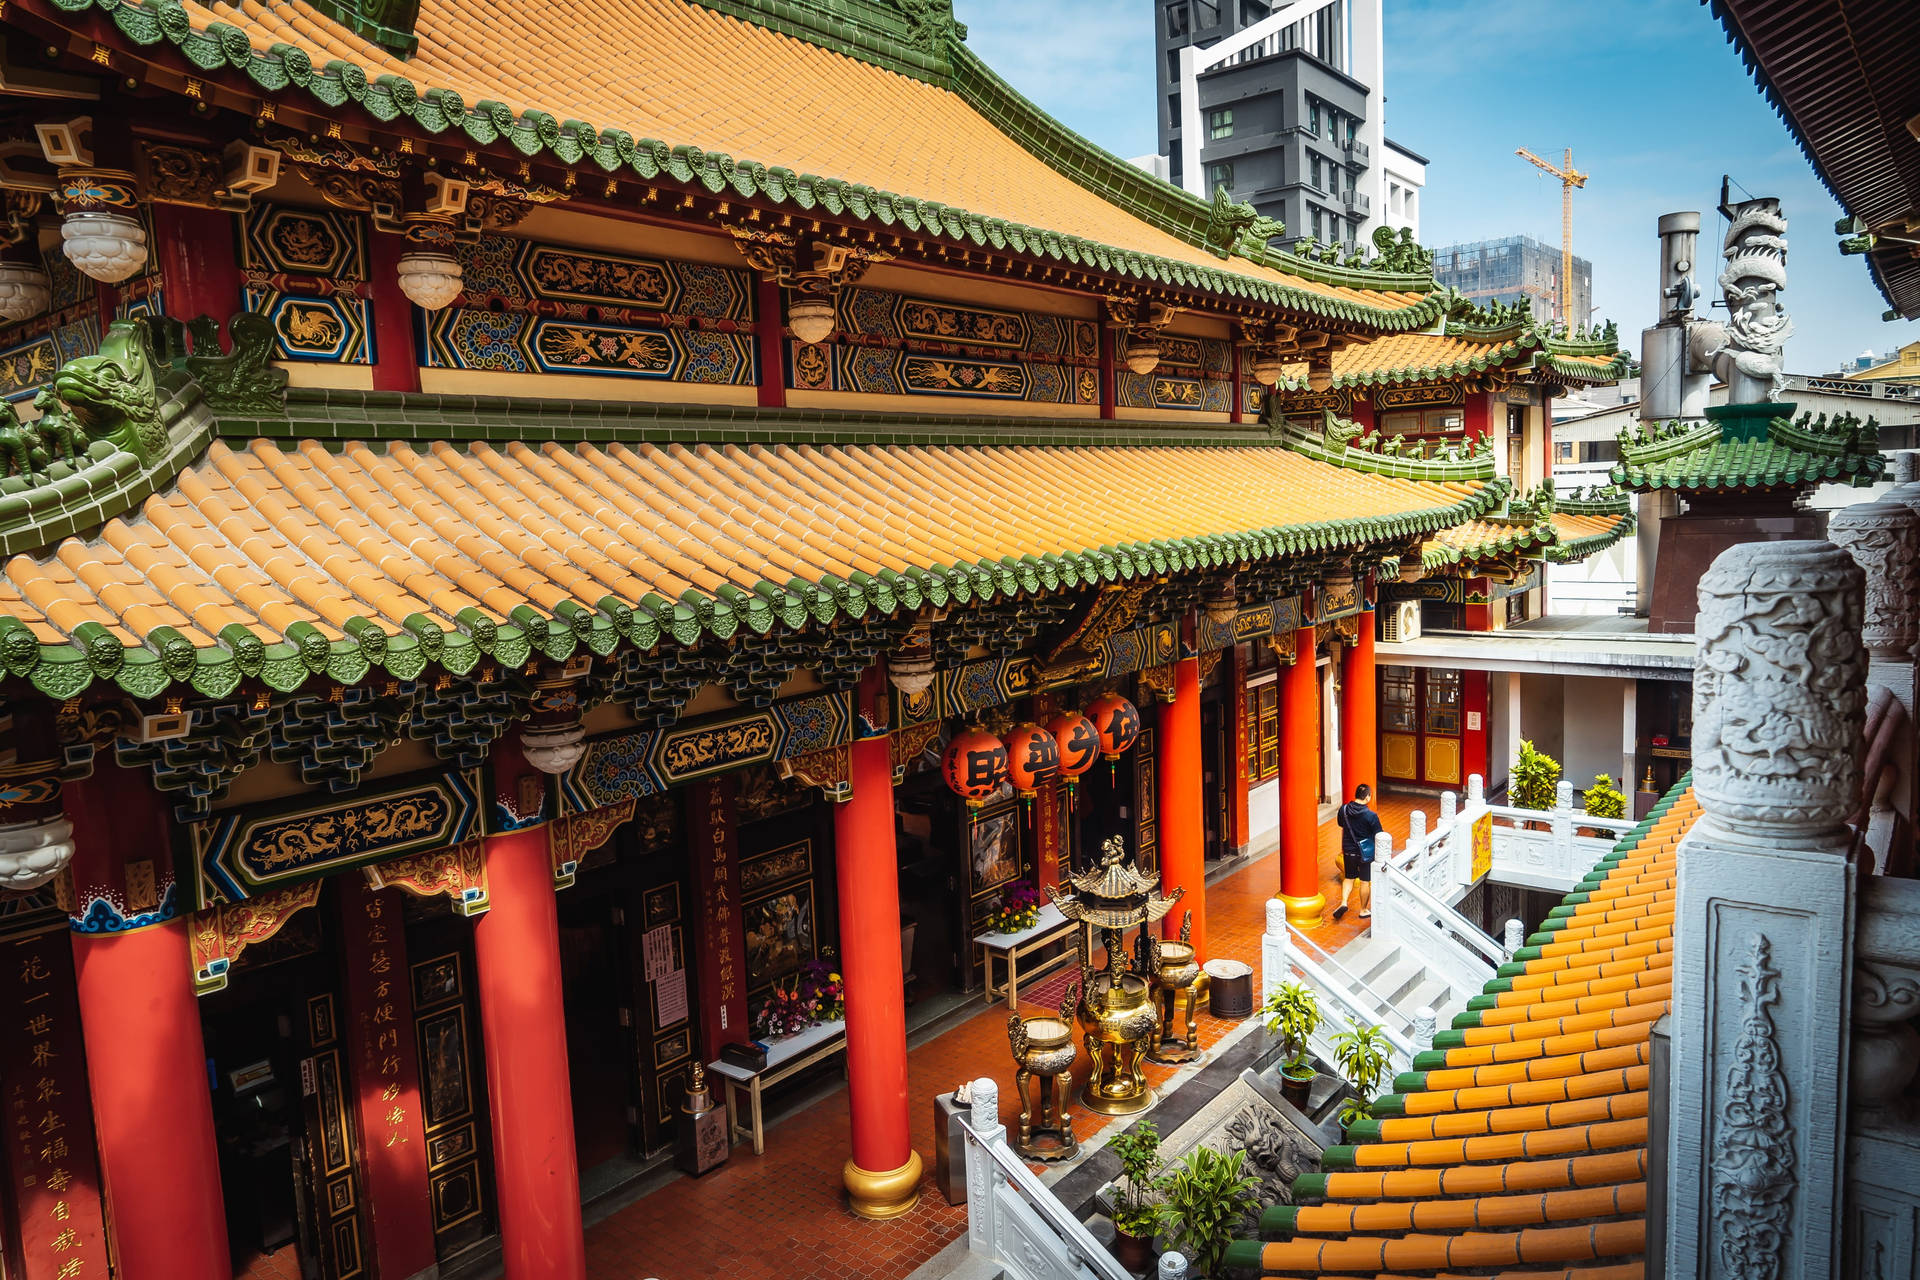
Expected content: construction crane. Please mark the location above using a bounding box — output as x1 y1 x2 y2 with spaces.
1515 147 1589 326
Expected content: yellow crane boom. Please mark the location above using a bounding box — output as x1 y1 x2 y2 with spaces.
1516 146 1589 325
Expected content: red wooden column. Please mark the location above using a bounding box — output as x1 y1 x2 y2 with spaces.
472 743 585 1280
835 732 921 1218
367 229 423 393
754 277 787 408
1340 607 1379 803
152 202 242 331
1156 655 1207 960
1277 626 1325 925
65 762 228 1280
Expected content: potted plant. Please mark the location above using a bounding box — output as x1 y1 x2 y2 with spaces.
1581 773 1626 834
1331 1019 1393 1134
1152 1147 1260 1278
1097 1120 1164 1272
1510 739 1562 826
1261 980 1321 1109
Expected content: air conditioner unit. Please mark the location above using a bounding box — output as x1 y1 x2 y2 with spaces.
1380 600 1422 643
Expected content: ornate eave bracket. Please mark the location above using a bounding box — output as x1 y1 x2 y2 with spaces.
547 798 634 889
364 838 490 917
189 880 323 995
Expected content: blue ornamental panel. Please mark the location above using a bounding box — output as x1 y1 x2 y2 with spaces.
424 233 757 387
1117 335 1234 413
789 285 1099 407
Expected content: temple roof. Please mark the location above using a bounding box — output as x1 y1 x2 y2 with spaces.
62 0 1449 323
1320 326 1632 391
1546 510 1634 564
0 421 1500 700
1231 780 1698 1280
1610 408 1885 494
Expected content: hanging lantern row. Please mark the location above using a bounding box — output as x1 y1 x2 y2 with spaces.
941 696 1141 811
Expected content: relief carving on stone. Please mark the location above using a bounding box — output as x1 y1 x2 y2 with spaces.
1693 540 1864 837
1828 500 1920 660
1712 933 1795 1280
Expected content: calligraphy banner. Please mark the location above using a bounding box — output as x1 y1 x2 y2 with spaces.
688 777 746 1056
1 929 108 1280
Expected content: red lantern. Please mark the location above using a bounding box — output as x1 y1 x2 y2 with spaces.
1087 693 1142 761
1046 710 1100 782
942 726 1009 808
1002 722 1060 798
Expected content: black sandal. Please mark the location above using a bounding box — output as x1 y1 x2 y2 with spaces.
1331 904 1349 921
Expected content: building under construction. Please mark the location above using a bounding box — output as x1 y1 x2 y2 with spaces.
1433 235 1593 326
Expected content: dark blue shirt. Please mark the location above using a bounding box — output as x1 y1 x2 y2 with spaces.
1337 802 1383 858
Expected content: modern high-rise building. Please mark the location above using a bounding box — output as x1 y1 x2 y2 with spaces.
1151 0 1425 247
1432 235 1594 326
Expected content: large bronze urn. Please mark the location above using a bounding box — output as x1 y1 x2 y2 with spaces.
1006 980 1080 1162
1046 836 1183 1116
1146 910 1202 1066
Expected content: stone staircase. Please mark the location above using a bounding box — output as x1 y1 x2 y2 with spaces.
1312 932 1471 1050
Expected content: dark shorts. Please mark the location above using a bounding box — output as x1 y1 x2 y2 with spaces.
1342 852 1373 882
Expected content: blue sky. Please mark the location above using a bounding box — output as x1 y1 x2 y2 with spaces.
957 0 1920 374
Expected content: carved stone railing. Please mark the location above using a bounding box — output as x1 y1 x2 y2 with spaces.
1392 774 1630 901
959 1077 1146 1280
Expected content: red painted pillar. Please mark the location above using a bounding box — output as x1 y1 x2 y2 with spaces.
834 733 921 1219
1340 607 1378 804
65 765 228 1280
152 201 242 332
755 277 787 407
367 230 423 393
1098 324 1117 420
1277 626 1325 924
473 825 585 1279
1156 655 1207 960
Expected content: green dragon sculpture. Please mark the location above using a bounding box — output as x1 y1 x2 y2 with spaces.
52 320 164 465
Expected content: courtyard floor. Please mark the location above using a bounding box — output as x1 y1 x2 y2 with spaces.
586 795 1423 1280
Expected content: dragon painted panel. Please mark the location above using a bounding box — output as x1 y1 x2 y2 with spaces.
186 768 482 908
788 285 1098 406
1117 336 1234 413
241 203 375 365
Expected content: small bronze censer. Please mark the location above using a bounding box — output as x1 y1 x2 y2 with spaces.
1006 980 1081 1162
1146 909 1202 1065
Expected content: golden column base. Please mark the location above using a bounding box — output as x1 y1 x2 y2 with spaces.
843 1151 924 1220
1278 891 1326 928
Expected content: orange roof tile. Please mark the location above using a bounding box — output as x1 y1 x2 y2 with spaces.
0 437 1497 698
140 0 1432 316
1236 785 1701 1280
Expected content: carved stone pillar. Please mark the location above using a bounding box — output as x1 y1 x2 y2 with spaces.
1666 539 1864 1280
1829 500 1920 873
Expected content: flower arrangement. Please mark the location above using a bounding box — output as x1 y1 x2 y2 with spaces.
982 881 1044 935
753 980 814 1039
796 952 845 1023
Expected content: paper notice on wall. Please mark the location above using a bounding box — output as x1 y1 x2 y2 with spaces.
655 967 689 1027
643 925 674 982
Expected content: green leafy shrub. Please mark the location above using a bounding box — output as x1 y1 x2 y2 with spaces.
1154 1147 1261 1276
1261 979 1321 1080
1097 1120 1164 1237
1332 1020 1394 1130
1510 739 1562 811
1583 773 1626 820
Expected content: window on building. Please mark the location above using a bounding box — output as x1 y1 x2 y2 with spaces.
1325 107 1340 140
1346 117 1358 144
1195 0 1221 25
1168 93 1181 125
1246 681 1280 783
1310 208 1323 240
1506 590 1533 628
1306 98 1320 136
1307 155 1320 190
1348 219 1361 243
1166 2 1190 37
1424 669 1463 734
1207 108 1234 140
1381 667 1417 733
1205 161 1234 193
1379 408 1465 438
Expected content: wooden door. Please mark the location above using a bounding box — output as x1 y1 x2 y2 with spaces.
1379 665 1464 786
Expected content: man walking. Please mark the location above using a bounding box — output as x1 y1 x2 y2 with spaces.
1332 783 1383 922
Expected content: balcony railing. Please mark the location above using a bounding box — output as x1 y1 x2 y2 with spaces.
1344 138 1371 169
